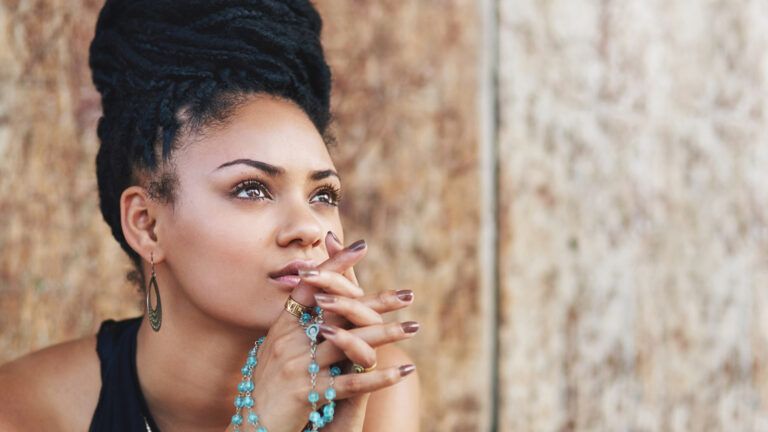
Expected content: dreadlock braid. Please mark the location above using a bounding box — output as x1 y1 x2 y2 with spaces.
89 0 332 288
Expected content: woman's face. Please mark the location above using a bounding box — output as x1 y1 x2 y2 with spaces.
154 96 343 330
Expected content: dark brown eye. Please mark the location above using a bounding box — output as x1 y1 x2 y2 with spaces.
311 185 342 206
232 180 270 200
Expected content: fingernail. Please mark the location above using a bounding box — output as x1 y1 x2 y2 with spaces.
396 290 414 302
315 293 337 304
319 324 337 337
399 364 416 377
348 239 366 251
298 269 320 278
401 321 420 334
327 231 341 244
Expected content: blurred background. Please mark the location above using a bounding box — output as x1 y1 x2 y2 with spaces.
1 0 767 430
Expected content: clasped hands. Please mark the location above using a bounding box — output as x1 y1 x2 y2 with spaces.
225 232 418 432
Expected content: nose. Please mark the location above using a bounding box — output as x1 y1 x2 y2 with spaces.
275 198 324 249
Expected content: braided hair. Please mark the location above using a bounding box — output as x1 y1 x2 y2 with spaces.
89 0 332 289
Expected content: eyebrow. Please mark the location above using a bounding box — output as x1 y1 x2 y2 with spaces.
213 158 340 181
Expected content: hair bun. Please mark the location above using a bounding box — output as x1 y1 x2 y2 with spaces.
89 0 329 118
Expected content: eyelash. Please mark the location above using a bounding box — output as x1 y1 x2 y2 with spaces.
231 179 343 206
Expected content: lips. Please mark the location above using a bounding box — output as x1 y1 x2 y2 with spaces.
268 260 317 279
270 274 302 289
269 259 316 290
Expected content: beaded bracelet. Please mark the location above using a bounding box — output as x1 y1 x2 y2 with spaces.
230 336 267 432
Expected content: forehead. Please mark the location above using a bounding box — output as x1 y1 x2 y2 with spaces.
177 95 333 172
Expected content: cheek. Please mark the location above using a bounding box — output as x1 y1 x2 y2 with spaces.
160 197 279 320
176 203 263 266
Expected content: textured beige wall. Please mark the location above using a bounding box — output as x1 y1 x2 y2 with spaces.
0 1 490 431
498 0 768 430
319 2 491 430
0 0 140 356
3 0 768 430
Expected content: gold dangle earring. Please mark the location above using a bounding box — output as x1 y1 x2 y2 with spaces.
146 251 162 332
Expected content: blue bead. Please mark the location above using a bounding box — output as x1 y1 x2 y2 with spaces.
330 366 342 377
308 390 320 403
323 404 335 417
245 381 254 392
243 396 254 408
257 427 267 432
246 356 257 366
241 366 250 376
300 312 311 323
323 413 333 423
325 388 336 401
231 414 243 425
234 396 243 408
314 306 323 314
308 361 320 374
316 417 326 427
248 412 259 424
309 411 321 423
238 382 246 392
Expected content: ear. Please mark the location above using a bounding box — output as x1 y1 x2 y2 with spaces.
121 185 165 263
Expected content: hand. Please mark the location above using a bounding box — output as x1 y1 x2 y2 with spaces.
224 233 417 432
296 232 419 431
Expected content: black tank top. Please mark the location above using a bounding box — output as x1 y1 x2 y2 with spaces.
89 316 160 431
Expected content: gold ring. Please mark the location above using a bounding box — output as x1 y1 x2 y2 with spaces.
352 362 377 374
284 296 310 318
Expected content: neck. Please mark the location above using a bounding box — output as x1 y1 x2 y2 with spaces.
136 292 267 431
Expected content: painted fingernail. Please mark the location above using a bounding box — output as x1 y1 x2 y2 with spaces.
319 324 337 337
328 231 341 244
396 290 414 302
399 364 416 377
315 293 337 304
348 239 366 251
401 321 420 334
298 269 320 278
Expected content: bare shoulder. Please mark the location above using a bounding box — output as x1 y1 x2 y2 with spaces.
364 344 420 431
0 334 101 430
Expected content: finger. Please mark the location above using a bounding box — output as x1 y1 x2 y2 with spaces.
318 324 376 368
326 231 359 285
290 239 368 305
320 289 415 330
358 289 415 314
319 239 367 273
326 231 344 257
329 364 417 400
345 266 359 287
318 231 361 328
315 321 420 366
274 289 315 329
299 269 365 298
272 233 341 327
314 293 383 327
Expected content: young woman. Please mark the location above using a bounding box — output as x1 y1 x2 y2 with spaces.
0 1 420 430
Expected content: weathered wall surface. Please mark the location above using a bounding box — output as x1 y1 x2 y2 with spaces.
3 0 768 430
0 1 490 431
498 1 768 430
318 2 490 430
0 0 140 358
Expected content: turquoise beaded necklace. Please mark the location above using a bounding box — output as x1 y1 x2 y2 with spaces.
299 307 337 431
230 336 267 431
228 306 338 432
